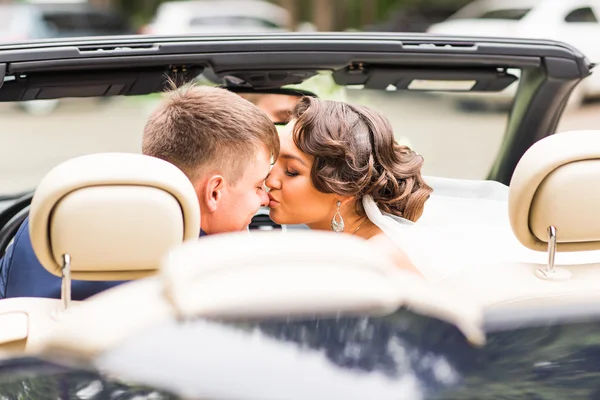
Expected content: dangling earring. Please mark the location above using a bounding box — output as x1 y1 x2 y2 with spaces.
331 201 345 233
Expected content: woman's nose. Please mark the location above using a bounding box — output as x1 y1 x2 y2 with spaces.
265 172 280 190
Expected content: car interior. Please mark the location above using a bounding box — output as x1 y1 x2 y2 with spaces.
0 33 598 373
0 152 200 357
8 126 597 363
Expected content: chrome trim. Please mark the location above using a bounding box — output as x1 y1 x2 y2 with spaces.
61 253 71 310
547 225 557 273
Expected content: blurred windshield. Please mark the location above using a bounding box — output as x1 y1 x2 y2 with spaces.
0 71 511 194
476 8 531 20
449 7 532 20
0 69 595 195
190 16 280 29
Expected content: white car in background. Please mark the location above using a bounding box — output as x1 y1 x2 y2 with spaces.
427 0 600 109
141 0 297 35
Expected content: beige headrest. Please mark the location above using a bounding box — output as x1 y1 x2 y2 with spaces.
509 130 600 252
33 231 483 361
29 153 200 280
161 231 485 345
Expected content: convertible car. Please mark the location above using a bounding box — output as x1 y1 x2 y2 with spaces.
0 32 600 399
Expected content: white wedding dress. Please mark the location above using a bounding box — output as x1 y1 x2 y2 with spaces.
361 176 532 282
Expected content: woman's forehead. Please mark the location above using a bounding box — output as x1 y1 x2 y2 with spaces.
278 122 312 164
281 120 295 136
279 127 296 150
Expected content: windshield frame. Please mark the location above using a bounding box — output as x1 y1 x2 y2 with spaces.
0 33 592 185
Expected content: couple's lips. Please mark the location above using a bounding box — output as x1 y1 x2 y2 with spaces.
268 194 280 208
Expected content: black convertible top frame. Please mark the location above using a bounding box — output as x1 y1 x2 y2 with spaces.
0 32 593 184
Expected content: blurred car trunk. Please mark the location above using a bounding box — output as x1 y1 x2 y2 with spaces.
365 2 472 32
37 3 132 37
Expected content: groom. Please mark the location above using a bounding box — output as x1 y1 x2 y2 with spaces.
0 83 280 300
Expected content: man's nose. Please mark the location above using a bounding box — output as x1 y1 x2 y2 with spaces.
260 190 269 207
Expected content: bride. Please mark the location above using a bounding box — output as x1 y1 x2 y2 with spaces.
265 96 433 278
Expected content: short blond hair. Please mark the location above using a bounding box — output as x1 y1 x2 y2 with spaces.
142 84 279 183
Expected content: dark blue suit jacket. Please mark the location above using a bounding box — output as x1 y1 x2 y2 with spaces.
0 217 207 300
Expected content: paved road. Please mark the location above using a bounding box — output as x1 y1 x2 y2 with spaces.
1 93 598 194
0 98 150 194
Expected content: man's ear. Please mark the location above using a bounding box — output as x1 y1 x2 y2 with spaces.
199 175 225 213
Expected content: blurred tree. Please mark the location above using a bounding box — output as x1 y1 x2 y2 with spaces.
101 0 473 32
111 0 164 30
361 0 377 28
276 0 471 31
279 0 299 30
312 0 336 31
89 0 111 6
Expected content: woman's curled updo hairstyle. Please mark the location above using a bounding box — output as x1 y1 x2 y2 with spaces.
291 96 432 222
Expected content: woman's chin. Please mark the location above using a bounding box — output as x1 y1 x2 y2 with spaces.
269 208 290 225
268 208 282 223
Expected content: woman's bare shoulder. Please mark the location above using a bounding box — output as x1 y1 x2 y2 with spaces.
367 233 424 278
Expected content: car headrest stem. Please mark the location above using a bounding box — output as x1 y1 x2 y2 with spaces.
61 253 72 310
534 226 571 281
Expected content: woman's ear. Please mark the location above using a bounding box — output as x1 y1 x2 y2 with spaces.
339 196 356 208
198 175 225 213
